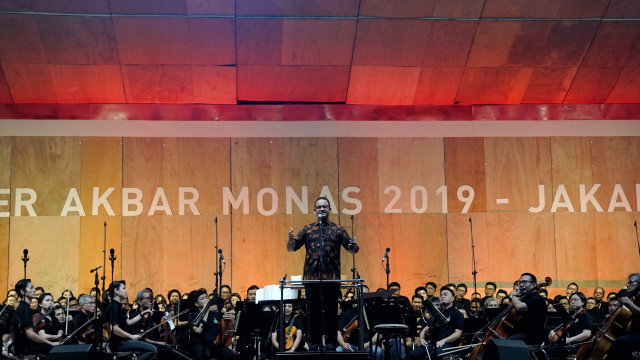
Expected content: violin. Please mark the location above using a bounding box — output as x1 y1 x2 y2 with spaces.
32 310 53 331
216 311 235 348
284 314 299 351
548 308 586 345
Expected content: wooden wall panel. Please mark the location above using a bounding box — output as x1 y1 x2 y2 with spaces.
444 138 487 213
270 138 339 212
0 137 10 296
485 212 557 286
591 137 640 211
81 137 122 216
162 214 230 293
376 213 448 293
9 216 80 297
338 138 379 214
121 216 164 292
485 138 552 212
337 212 381 287
0 218 8 297
11 137 81 216
378 138 445 214
79 216 122 293
163 138 230 215
123 138 163 211
550 137 593 211
232 214 308 296
595 212 639 281
447 212 490 288
337 138 380 285
554 213 597 288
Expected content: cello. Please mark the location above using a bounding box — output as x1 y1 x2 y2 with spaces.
468 276 552 360
575 283 640 360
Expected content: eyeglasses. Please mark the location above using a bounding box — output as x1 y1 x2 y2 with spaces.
518 280 533 285
628 280 639 286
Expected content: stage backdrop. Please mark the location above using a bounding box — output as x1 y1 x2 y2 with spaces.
1 136 639 300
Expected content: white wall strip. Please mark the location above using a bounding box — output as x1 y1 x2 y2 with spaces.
1 120 640 137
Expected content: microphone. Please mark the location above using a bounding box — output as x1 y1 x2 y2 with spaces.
382 247 390 263
22 249 29 261
218 249 226 265
110 248 115 256
90 266 102 273
317 213 327 224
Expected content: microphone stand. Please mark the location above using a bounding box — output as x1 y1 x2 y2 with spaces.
214 217 220 295
101 222 107 292
109 249 117 284
470 217 478 295
93 266 105 360
350 215 357 279
21 250 29 279
635 221 640 262
384 251 390 290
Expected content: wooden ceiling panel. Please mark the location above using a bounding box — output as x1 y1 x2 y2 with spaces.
236 19 283 65
360 0 484 18
237 65 350 102
354 19 476 67
456 67 534 104
109 0 188 14
0 14 47 64
122 65 194 103
114 17 190 65
236 0 359 16
282 19 356 66
0 0 110 13
521 67 579 103
347 66 421 105
583 22 640 68
468 21 598 67
564 67 622 104
48 65 125 103
413 67 465 105
2 63 55 102
188 18 236 65
36 15 119 65
192 66 236 104
482 0 609 18
0 66 11 103
605 0 640 18
186 0 235 14
607 67 640 103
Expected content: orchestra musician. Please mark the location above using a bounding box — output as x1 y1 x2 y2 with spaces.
130 289 186 360
34 293 63 342
188 289 238 360
10 279 59 356
407 286 463 360
104 281 157 360
287 196 359 351
609 272 640 359
271 303 304 352
336 287 383 360
73 294 96 344
545 291 594 359
506 273 547 345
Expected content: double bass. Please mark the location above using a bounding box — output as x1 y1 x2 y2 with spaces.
468 276 552 360
575 283 640 360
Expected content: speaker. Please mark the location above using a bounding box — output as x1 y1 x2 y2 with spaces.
484 339 530 360
48 343 94 360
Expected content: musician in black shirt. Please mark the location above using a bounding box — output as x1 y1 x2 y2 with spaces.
104 281 157 360
407 287 463 360
610 273 640 359
188 289 238 360
545 291 594 359
10 279 58 356
507 273 547 345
